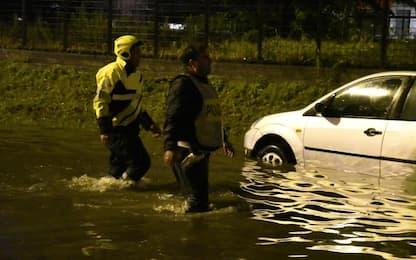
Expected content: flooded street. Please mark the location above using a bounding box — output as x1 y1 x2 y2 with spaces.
0 127 415 259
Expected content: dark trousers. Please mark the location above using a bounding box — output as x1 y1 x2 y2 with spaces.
107 131 150 181
173 147 210 212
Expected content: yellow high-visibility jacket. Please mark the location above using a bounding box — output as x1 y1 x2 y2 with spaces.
93 57 146 134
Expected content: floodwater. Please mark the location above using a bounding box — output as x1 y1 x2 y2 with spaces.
0 127 415 259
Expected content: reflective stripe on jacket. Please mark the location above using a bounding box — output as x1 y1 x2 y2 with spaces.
93 57 144 128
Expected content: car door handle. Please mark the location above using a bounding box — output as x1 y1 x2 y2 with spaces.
364 128 382 136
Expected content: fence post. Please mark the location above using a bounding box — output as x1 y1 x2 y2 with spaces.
315 0 322 71
62 0 70 51
380 0 389 68
21 0 27 48
107 0 113 54
153 0 159 58
204 0 209 45
257 0 264 62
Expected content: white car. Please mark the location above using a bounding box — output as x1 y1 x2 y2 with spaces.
244 71 416 176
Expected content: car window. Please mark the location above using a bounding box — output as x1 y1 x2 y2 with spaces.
325 77 404 119
400 81 416 121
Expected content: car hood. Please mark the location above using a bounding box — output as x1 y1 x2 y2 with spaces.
251 109 307 130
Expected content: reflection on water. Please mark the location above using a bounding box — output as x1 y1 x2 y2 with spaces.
240 161 416 259
1 127 415 259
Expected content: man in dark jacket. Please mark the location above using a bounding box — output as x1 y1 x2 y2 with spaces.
163 44 234 213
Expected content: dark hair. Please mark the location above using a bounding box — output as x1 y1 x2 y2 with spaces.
180 44 208 64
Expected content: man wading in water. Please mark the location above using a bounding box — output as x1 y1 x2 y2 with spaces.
163 44 234 213
93 35 161 182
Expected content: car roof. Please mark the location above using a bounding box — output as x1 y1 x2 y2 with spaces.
359 71 416 78
342 71 416 88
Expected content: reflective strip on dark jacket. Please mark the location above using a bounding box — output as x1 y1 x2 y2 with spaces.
163 74 224 152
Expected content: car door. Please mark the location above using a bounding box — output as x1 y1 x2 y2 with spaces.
381 78 416 176
303 76 406 176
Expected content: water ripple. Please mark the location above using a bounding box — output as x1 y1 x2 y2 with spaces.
68 174 136 192
240 161 416 259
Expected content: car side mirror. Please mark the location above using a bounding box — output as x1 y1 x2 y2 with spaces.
315 94 339 117
314 102 327 113
304 99 331 116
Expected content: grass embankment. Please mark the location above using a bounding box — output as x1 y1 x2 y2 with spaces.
0 58 364 138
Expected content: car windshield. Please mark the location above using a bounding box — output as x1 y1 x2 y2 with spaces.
325 76 405 119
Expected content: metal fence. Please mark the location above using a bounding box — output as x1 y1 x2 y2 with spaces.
1 0 416 68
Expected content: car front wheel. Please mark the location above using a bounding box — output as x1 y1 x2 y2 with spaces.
257 144 289 167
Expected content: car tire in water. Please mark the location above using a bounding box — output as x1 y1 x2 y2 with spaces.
257 144 289 167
